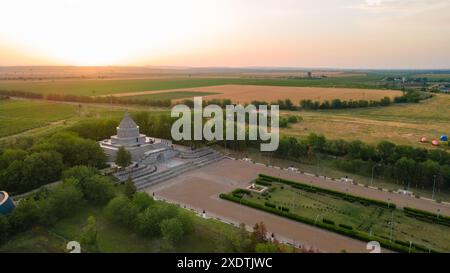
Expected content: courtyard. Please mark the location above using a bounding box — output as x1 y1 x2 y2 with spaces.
144 158 450 253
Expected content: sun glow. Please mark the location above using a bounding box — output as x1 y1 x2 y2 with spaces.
0 0 226 65
0 0 449 68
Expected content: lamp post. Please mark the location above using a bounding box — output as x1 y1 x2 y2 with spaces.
389 210 394 242
371 163 381 187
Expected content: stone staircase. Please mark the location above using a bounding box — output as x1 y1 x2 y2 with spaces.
179 147 214 159
113 165 157 182
134 149 224 190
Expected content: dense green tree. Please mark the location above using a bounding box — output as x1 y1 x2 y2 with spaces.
8 198 41 232
124 176 137 198
104 196 139 227
46 179 84 218
82 175 115 205
0 149 27 169
115 147 132 168
33 131 106 168
136 208 161 237
79 216 98 251
22 151 63 190
419 160 441 188
62 165 100 185
394 157 416 187
131 192 154 212
69 119 117 141
306 133 326 152
160 218 184 243
377 141 396 163
0 160 26 193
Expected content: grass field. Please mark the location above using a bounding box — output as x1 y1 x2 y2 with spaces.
0 75 389 96
126 91 219 101
281 94 450 148
0 227 67 253
0 99 78 138
233 179 450 252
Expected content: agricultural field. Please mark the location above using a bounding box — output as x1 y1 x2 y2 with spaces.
0 74 390 97
0 99 78 138
0 98 166 142
225 176 450 252
134 85 401 105
414 74 450 80
281 94 450 148
125 91 218 101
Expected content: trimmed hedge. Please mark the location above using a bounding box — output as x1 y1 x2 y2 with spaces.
219 192 439 253
255 179 272 187
265 202 276 208
339 224 353 230
323 218 335 225
404 207 450 226
232 189 251 198
258 174 396 209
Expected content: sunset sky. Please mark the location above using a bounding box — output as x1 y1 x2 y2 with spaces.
0 0 449 68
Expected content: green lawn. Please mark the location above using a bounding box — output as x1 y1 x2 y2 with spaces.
0 75 389 96
126 91 219 101
0 227 66 253
236 180 450 252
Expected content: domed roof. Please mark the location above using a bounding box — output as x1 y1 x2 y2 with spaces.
118 111 138 129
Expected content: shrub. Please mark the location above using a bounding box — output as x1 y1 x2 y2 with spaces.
338 224 353 230
264 202 276 208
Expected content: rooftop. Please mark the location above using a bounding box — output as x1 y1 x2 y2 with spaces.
118 111 138 129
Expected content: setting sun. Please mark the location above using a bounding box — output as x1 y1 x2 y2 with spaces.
1 0 450 68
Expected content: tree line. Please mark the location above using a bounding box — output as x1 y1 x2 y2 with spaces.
1 89 431 112
0 132 107 194
276 134 450 190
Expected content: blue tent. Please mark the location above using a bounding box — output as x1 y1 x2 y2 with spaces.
440 135 448 141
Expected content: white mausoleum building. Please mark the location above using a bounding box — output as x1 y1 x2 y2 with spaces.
99 111 176 164
99 111 223 190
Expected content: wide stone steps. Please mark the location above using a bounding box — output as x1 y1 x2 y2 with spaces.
114 165 157 182
179 147 213 159
135 151 224 190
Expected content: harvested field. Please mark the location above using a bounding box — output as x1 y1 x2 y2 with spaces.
119 85 402 105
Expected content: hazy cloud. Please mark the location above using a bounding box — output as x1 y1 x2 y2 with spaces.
350 0 449 13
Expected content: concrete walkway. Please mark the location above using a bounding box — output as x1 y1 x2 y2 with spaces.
143 158 421 253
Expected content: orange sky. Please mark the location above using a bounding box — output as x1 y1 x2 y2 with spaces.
1 0 449 68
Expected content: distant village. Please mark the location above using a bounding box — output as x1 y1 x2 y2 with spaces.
379 76 450 93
